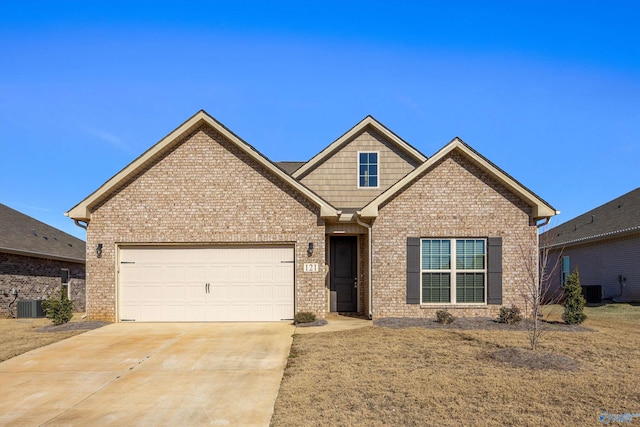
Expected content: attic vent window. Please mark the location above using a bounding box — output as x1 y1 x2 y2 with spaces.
358 151 379 188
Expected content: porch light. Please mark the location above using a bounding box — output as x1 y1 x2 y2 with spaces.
96 243 103 258
307 242 314 256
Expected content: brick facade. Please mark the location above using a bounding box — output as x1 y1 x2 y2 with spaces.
371 151 537 318
73 112 553 322
0 252 86 317
85 126 327 322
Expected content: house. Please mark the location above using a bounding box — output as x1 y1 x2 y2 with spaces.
66 111 557 322
540 188 640 303
0 203 86 316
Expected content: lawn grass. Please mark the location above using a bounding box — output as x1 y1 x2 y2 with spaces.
0 314 91 362
271 304 640 427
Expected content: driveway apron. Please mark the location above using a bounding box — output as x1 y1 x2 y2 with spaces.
0 322 294 426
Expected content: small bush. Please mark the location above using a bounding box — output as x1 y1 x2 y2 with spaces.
563 268 586 325
498 305 523 325
294 312 316 324
42 288 73 325
436 310 454 324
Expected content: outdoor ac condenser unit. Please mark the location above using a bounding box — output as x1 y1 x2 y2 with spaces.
17 300 46 318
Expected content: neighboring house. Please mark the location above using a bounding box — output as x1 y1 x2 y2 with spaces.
66 110 557 322
0 203 86 316
541 188 640 303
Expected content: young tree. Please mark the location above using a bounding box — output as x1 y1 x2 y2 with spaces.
519 228 563 350
563 268 587 324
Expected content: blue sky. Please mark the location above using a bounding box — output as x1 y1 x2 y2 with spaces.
1 1 638 240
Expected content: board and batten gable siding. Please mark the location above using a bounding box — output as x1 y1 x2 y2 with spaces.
299 127 422 209
85 125 327 322
372 150 537 318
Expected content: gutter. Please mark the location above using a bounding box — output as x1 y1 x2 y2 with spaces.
541 225 640 250
64 212 88 230
355 213 373 320
0 247 85 264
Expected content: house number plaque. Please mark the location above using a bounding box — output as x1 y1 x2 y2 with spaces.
303 263 319 273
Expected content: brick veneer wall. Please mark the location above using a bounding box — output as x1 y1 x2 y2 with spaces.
0 252 86 317
371 151 538 318
85 125 326 322
546 233 640 302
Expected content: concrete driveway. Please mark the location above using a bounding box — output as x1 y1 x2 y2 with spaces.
0 322 294 426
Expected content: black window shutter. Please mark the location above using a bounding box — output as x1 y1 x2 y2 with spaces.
487 237 503 305
406 237 420 304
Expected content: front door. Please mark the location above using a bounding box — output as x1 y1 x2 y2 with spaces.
330 236 358 312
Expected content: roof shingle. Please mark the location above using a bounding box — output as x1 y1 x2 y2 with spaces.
541 188 640 247
0 203 86 263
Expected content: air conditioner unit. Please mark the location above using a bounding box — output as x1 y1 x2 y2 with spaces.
17 300 46 318
581 285 602 304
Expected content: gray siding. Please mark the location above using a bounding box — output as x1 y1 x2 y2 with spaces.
545 233 640 302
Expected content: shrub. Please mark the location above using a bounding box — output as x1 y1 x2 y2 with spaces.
436 310 454 324
563 268 587 325
42 288 73 325
294 312 316 324
498 305 523 325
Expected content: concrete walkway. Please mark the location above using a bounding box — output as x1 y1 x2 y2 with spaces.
0 322 294 426
294 313 372 334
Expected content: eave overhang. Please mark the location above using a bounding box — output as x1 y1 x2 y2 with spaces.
360 137 558 221
292 115 427 179
66 110 339 222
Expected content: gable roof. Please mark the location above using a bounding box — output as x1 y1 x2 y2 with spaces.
66 110 339 221
292 115 427 179
541 187 640 248
359 137 558 220
275 161 306 175
0 203 85 263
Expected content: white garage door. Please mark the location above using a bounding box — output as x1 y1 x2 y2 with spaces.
119 245 294 322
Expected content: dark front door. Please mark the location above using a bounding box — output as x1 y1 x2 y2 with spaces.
330 236 358 312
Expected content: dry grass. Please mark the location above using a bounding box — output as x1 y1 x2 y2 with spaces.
272 304 640 427
0 314 105 362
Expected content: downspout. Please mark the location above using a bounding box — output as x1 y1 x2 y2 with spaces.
355 213 373 320
536 217 550 228
73 219 88 230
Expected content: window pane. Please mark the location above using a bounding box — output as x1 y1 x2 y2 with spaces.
359 152 378 187
456 239 485 270
422 273 451 303
421 239 451 270
456 273 485 303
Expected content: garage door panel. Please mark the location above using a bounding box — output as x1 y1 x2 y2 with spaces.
228 284 251 299
206 304 229 321
119 245 294 322
230 265 251 282
252 265 273 281
163 284 185 300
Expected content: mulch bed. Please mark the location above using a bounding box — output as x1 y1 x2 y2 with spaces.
374 316 593 332
38 321 110 333
295 319 328 327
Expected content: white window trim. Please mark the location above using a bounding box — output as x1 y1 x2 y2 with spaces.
561 256 570 288
61 268 71 299
420 238 487 305
357 150 380 189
